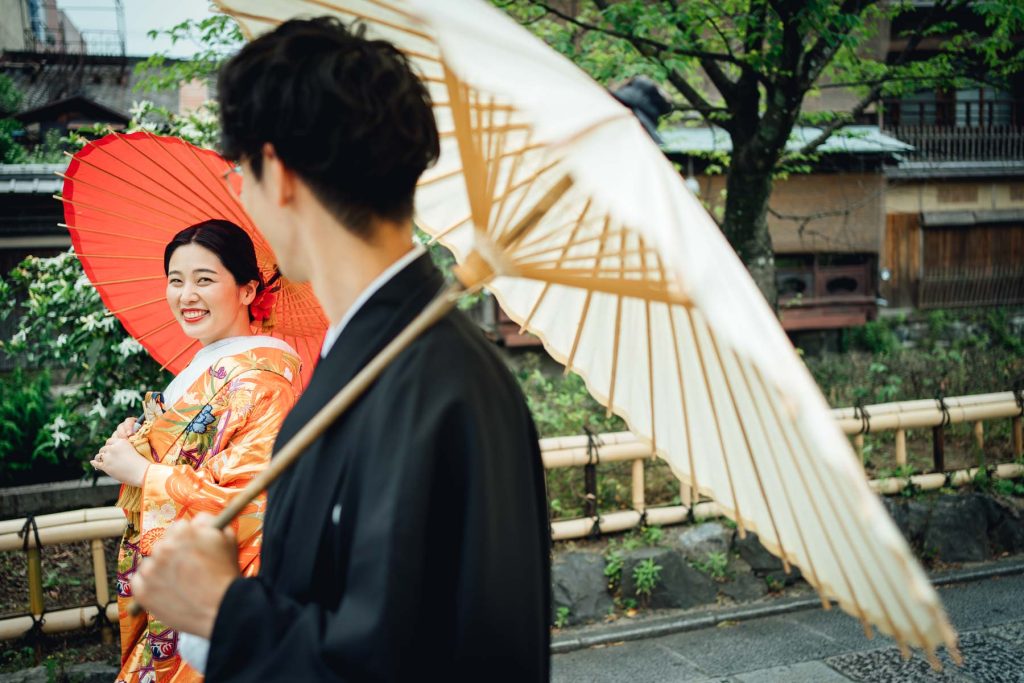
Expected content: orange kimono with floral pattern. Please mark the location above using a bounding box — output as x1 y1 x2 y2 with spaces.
114 346 302 683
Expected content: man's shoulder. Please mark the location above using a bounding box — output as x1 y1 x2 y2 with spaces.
385 309 520 396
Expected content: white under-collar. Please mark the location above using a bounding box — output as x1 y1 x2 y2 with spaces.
320 244 427 358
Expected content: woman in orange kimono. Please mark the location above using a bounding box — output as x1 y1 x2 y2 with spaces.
90 220 303 683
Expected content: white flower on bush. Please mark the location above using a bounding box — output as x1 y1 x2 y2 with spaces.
48 416 70 447
112 389 142 407
89 399 108 419
178 120 201 141
55 334 68 347
74 275 91 291
81 312 103 332
129 100 152 120
117 337 144 358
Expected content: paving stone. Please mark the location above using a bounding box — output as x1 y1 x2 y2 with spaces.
734 661 852 682
983 619 1024 646
954 631 1024 683
826 647 971 682
551 640 708 682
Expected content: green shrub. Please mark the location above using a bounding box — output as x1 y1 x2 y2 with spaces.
632 558 662 600
508 353 626 437
848 320 899 355
693 551 730 582
604 550 624 591
0 369 56 484
0 252 170 484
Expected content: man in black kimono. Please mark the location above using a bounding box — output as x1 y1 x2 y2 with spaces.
131 17 551 681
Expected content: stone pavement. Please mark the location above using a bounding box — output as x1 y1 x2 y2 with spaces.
553 570 1024 682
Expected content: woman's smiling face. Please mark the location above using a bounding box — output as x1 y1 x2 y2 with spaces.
165 243 256 346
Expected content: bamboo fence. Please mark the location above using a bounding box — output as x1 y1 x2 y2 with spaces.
0 391 1021 641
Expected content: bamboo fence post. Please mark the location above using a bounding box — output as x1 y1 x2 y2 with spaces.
679 482 692 509
895 429 907 467
933 425 945 473
583 463 598 519
631 459 645 514
91 539 112 644
973 421 984 452
1014 417 1023 459
27 547 44 618
27 545 44 659
853 434 865 460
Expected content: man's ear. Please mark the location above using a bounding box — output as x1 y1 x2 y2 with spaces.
262 142 295 208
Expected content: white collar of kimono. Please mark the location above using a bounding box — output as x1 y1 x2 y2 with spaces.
320 242 427 359
161 335 297 407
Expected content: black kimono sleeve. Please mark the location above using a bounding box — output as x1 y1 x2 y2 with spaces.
205 334 550 681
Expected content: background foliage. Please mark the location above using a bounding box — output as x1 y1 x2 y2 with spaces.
0 252 170 485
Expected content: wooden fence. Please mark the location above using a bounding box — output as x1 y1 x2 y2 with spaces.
918 266 1024 309
885 125 1024 161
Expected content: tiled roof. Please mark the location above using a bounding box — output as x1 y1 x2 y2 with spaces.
660 125 913 155
0 163 67 194
2 52 180 118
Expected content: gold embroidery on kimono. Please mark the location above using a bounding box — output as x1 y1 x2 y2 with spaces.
114 347 301 683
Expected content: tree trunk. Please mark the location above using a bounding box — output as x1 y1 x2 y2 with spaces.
721 149 778 308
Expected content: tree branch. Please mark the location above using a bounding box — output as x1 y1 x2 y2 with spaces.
744 0 769 56
700 56 739 105
798 0 879 91
663 64 734 133
704 13 738 63
569 0 734 129
526 1 740 64
797 0 959 155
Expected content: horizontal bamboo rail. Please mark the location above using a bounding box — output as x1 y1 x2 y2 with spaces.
0 517 126 552
0 507 123 537
871 463 1024 496
831 392 1012 420
551 463 1024 542
0 603 117 641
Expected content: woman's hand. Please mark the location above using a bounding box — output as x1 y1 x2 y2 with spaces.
91 437 149 487
113 416 138 440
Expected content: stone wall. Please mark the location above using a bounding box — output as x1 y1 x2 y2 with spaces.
0 477 119 520
552 491 1024 627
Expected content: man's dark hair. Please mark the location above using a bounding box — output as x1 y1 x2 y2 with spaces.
217 17 440 237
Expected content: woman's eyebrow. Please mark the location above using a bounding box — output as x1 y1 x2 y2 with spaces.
167 268 218 276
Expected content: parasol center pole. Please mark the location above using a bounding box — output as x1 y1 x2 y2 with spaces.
127 280 464 617
452 249 495 289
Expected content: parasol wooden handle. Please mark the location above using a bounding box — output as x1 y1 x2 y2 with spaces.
127 282 462 617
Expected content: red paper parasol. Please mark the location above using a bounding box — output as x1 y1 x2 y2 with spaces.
59 131 327 385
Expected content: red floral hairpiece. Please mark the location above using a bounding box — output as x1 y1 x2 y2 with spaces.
250 288 277 322
250 268 282 325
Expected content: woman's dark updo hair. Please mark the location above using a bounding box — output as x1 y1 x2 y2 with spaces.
164 219 264 320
